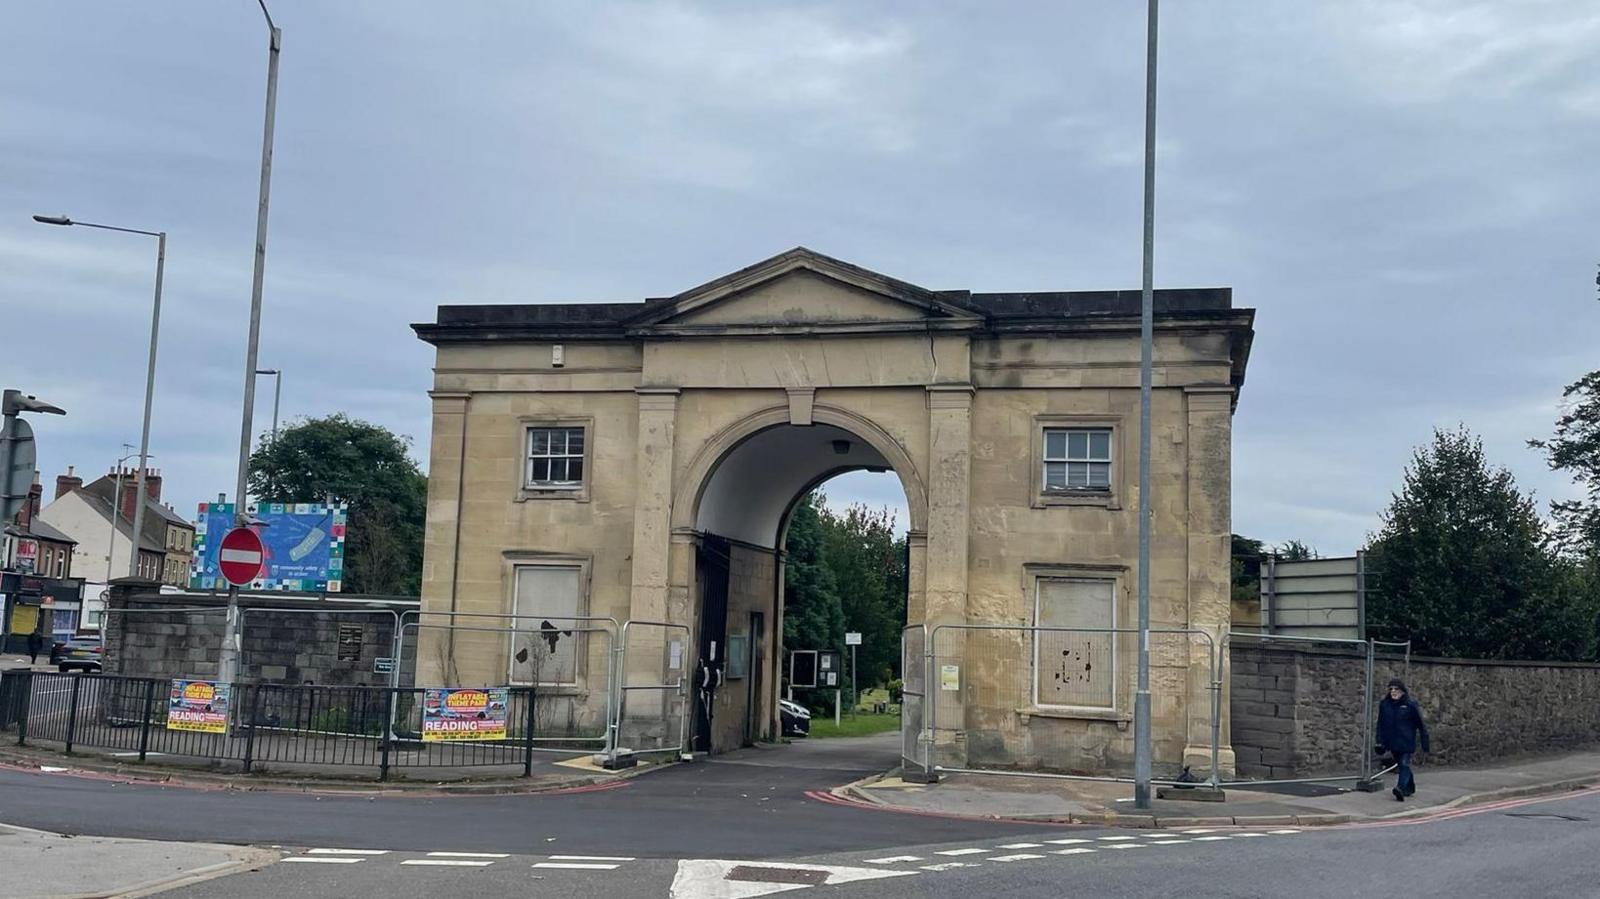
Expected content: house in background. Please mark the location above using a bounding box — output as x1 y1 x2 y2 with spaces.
37 467 197 632
1 473 83 649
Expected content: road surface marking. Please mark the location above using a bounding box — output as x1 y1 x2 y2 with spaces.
865 856 922 864
402 859 495 867
308 848 389 855
427 852 511 858
921 862 980 871
670 860 916 898
1107 843 1147 850
550 855 636 861
1044 838 1093 845
1147 840 1191 845
935 848 988 856
285 857 364 864
1051 848 1097 856
1183 828 1219 834
1233 833 1268 837
996 842 1043 849
1191 836 1231 842
1268 829 1301 835
1097 835 1139 841
534 862 620 870
989 854 1044 862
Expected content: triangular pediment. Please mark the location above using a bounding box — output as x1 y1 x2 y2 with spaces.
626 248 982 334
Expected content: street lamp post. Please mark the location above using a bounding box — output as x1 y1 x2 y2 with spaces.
254 369 281 444
105 445 147 584
221 0 283 686
1133 0 1160 810
32 215 166 581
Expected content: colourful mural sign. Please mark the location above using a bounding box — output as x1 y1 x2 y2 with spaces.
421 687 510 742
190 501 347 592
167 679 231 733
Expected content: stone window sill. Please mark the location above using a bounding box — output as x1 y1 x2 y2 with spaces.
1017 705 1128 724
516 486 589 503
1034 490 1119 510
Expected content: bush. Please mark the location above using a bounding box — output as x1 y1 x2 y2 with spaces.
888 678 903 704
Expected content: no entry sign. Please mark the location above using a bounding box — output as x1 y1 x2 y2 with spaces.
217 527 265 587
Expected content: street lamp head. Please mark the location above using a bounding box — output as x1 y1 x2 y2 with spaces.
32 214 73 226
255 369 279 375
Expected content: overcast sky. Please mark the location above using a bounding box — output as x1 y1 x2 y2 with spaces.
3 1 1596 554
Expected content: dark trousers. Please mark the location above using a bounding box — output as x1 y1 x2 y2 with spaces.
1396 752 1415 794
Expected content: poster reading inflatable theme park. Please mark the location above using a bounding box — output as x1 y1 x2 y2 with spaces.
190 501 347 592
421 687 510 742
166 679 231 733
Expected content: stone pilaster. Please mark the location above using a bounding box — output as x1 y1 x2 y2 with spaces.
627 388 681 623
1184 386 1236 776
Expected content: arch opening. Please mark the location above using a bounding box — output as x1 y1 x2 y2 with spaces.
688 421 913 755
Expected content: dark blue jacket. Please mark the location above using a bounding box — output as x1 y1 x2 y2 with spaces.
1377 695 1430 754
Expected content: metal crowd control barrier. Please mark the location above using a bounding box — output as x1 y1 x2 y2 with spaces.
607 619 691 768
923 623 1220 788
899 624 930 781
395 612 618 756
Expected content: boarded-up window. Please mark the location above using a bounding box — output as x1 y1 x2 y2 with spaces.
1034 577 1115 709
511 565 582 686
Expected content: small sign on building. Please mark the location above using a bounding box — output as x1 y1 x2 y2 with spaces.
337 624 363 662
373 657 396 675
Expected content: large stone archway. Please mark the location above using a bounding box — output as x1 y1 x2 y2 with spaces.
413 247 1254 773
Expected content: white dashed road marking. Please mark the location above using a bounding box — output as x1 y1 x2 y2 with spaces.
284 857 364 864
922 862 981 872
1052 848 1097 856
427 852 511 859
551 855 637 861
1233 833 1268 838
1192 836 1232 842
402 859 495 867
865 856 923 864
989 854 1045 862
1045 838 1093 845
996 843 1044 849
1097 836 1140 842
935 848 989 856
308 848 389 856
1147 840 1191 845
1107 843 1147 850
534 862 621 870
1269 829 1301 835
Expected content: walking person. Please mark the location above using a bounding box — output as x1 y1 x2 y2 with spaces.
1376 678 1430 801
26 630 44 666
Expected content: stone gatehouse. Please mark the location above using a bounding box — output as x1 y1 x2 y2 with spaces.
411 248 1254 774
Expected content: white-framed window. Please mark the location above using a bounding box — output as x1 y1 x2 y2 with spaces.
1034 576 1116 710
53 550 66 578
509 564 584 686
525 427 585 488
1043 427 1112 491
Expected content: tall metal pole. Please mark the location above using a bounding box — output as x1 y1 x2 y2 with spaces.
271 370 281 442
221 5 281 686
128 232 165 579
107 447 136 584
1133 0 1160 810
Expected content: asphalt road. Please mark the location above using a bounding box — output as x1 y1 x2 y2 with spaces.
0 734 1057 858
156 787 1600 899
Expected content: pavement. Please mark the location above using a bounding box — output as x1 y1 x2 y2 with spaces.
842 748 1600 826
0 821 275 899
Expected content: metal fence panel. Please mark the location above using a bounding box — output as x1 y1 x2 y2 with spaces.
900 625 927 776
611 620 690 763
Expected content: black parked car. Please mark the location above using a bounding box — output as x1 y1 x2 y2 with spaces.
50 639 103 673
780 699 811 737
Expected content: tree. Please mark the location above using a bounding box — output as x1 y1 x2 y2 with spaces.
1275 539 1318 561
781 496 845 661
247 414 428 596
1529 370 1600 563
1365 427 1593 661
817 501 907 687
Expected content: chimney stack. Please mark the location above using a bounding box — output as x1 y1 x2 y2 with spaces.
55 465 83 501
142 468 162 503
